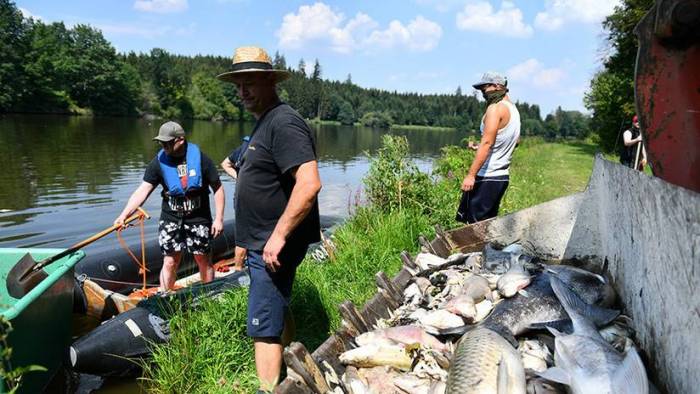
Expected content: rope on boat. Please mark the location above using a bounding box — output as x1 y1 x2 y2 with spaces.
115 211 151 294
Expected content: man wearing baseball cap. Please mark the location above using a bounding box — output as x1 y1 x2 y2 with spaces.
114 121 225 290
620 115 647 170
217 46 321 393
456 71 521 224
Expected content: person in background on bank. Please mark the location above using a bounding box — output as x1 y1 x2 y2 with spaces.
620 115 647 170
220 136 251 271
456 72 520 224
217 46 321 394
115 121 225 290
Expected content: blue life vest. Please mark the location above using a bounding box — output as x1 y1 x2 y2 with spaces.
157 142 202 197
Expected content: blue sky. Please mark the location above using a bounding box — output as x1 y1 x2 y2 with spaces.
16 0 619 116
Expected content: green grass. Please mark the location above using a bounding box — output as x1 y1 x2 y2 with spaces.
500 138 598 214
143 137 600 393
141 290 257 394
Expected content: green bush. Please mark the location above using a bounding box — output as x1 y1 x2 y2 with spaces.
359 111 393 129
363 135 433 214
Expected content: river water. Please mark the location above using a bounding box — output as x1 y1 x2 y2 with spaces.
0 114 464 256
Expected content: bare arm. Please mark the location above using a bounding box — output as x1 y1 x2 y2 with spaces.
114 182 155 225
263 160 322 270
462 105 500 191
210 180 225 237
220 157 238 180
623 130 641 146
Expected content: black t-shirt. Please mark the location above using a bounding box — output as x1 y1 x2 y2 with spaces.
235 103 321 251
143 144 220 225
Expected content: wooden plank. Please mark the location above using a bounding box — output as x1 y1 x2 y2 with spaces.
338 301 368 333
400 250 418 270
392 267 413 291
283 342 330 394
432 224 455 257
360 293 392 327
375 271 402 304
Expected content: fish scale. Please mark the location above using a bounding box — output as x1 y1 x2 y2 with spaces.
447 327 526 393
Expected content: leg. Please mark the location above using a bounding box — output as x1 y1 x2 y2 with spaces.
246 245 306 391
157 219 184 291
160 252 182 291
253 338 283 391
193 253 214 283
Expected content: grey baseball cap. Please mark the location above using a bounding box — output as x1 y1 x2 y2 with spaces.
153 121 185 142
472 71 508 89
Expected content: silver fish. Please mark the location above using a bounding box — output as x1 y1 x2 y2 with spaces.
538 276 649 394
498 255 532 298
446 327 526 394
545 265 616 307
440 273 618 342
355 325 447 352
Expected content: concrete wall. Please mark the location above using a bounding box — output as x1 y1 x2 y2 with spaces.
567 155 700 394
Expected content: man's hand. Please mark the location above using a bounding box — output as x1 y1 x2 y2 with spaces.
461 174 476 192
639 158 647 169
114 214 128 228
232 246 247 271
211 218 224 238
263 233 286 272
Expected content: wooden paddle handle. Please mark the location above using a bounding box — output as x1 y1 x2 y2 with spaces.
34 207 151 270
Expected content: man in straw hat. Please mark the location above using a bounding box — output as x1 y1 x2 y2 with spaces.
456 71 521 224
217 46 321 392
114 121 225 290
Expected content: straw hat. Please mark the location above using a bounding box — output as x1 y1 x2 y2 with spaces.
216 46 290 84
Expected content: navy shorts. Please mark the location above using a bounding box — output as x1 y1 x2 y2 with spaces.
456 175 509 224
247 244 308 338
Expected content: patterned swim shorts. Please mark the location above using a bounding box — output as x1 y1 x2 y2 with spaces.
158 220 211 255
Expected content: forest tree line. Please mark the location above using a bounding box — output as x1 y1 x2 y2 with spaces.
1 0 592 139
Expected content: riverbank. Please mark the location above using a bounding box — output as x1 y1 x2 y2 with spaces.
142 137 599 393
390 124 455 132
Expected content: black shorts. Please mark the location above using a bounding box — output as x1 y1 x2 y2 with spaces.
456 175 509 224
246 244 308 338
158 220 211 255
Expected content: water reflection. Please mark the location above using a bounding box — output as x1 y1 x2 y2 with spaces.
0 114 464 253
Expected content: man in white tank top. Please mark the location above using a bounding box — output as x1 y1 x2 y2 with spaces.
456 71 521 224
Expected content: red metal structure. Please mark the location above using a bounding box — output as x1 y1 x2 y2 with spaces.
635 0 700 193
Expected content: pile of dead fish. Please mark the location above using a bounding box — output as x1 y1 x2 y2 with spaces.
330 244 650 394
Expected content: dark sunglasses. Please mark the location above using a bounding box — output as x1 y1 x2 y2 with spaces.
158 138 179 148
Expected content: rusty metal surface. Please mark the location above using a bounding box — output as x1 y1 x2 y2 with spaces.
634 0 700 192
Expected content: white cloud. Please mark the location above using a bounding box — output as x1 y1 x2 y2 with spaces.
366 16 442 51
133 0 188 13
456 1 533 38
507 58 566 88
535 0 620 31
277 2 441 53
19 7 42 20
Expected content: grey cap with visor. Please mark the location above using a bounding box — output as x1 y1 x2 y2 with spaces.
153 121 185 142
472 71 508 89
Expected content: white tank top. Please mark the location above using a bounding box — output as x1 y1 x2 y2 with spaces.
478 100 520 177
